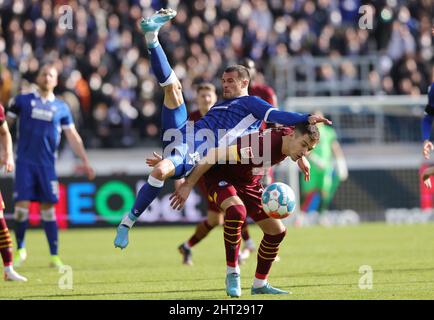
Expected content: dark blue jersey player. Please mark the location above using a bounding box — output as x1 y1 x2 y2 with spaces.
421 82 434 159
7 63 95 269
114 8 332 250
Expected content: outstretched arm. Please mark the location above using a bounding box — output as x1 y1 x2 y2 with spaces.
64 127 95 180
422 114 434 159
170 144 239 210
0 121 14 173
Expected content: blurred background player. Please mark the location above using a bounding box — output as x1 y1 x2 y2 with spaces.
300 111 348 223
241 58 278 115
0 103 27 281
6 63 95 269
421 82 434 159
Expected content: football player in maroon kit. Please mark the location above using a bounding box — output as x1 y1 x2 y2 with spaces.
0 103 27 281
169 122 319 297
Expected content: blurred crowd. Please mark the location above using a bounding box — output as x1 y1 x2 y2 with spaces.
0 0 432 148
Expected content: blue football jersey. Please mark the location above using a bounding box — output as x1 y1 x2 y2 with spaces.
194 95 307 147
7 91 74 166
428 83 434 108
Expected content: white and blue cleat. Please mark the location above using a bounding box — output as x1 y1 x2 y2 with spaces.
226 273 241 298
114 224 130 249
140 8 177 33
251 283 288 295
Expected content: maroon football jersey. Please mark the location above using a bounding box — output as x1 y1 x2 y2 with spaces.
249 84 276 106
188 110 202 122
206 127 292 188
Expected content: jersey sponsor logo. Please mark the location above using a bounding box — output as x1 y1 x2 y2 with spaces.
240 146 253 159
218 180 228 187
31 108 54 121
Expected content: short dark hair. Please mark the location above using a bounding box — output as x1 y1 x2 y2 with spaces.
224 65 250 81
196 82 216 93
294 122 320 143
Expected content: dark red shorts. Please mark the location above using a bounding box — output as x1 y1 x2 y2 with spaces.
197 177 221 213
205 177 269 223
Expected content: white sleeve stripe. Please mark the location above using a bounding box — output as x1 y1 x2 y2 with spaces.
264 108 274 122
6 111 17 118
61 124 75 130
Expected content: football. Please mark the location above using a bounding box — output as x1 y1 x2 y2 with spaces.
261 182 296 219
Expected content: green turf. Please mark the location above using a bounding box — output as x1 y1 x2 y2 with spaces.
1 223 434 300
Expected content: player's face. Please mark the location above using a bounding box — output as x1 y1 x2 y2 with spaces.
288 133 316 161
197 89 217 112
37 66 58 92
221 71 248 99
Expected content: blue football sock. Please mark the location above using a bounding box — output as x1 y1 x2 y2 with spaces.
149 44 174 84
43 221 58 256
130 176 164 220
15 221 28 249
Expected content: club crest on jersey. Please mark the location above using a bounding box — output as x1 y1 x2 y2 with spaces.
218 181 228 187
240 146 253 159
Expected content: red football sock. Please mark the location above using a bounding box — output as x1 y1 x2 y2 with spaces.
224 205 246 267
255 229 287 279
0 218 13 267
187 220 214 247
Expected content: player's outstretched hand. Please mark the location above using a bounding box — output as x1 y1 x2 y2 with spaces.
308 114 332 125
297 156 310 181
170 181 194 210
84 164 96 180
422 167 434 189
1 154 14 173
146 152 163 167
423 140 434 159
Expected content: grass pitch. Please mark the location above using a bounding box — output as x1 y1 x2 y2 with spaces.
1 223 434 300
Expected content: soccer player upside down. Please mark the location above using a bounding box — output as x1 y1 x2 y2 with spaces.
113 8 330 250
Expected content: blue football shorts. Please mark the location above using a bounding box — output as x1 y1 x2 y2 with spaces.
161 103 199 179
14 161 59 203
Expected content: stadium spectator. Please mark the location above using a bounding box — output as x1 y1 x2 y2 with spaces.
300 110 348 224
0 103 27 281
6 63 95 269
